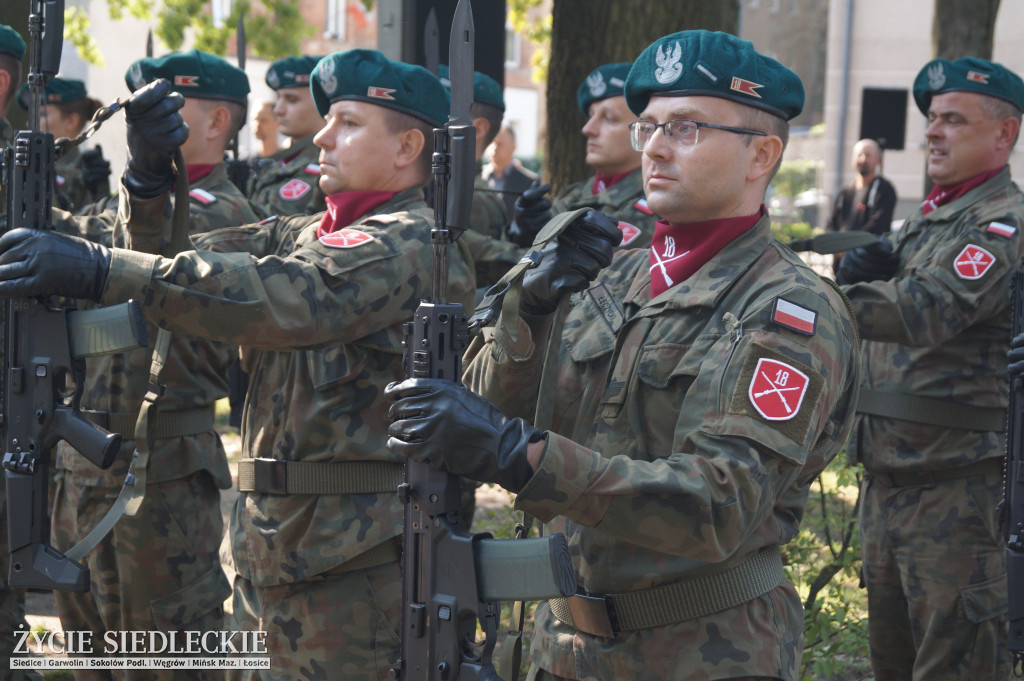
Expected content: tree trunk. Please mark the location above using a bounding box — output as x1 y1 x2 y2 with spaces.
931 0 1000 59
545 0 739 192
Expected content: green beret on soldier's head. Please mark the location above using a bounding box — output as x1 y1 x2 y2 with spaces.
265 55 323 91
577 62 631 115
437 64 505 110
913 56 1024 114
624 30 804 121
0 24 26 60
125 49 250 104
16 76 88 110
311 49 450 126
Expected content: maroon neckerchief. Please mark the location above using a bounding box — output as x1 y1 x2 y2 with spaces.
185 164 216 184
649 206 764 298
317 190 397 238
592 170 632 195
921 168 1002 215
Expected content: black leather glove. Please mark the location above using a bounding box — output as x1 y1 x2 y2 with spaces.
80 145 112 197
123 79 188 198
521 209 622 315
0 228 111 301
507 183 552 247
386 378 543 493
835 239 899 285
1009 333 1024 378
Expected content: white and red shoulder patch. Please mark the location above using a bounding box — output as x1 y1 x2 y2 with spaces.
319 228 376 249
189 188 217 205
986 221 1017 238
361 214 399 225
772 298 816 336
748 358 809 421
617 221 641 246
304 163 320 175
953 244 995 280
279 179 312 201
633 198 654 216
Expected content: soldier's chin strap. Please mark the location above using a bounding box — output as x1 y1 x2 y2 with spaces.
66 151 190 561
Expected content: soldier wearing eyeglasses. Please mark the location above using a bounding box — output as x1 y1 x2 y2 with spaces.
386 30 860 681
508 62 660 251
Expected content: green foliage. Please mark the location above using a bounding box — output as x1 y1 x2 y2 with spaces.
507 0 550 82
64 8 104 66
771 221 816 243
773 159 824 200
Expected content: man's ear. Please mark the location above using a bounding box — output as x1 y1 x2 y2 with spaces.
996 116 1021 152
747 134 784 184
209 105 232 141
0 70 10 114
394 127 426 169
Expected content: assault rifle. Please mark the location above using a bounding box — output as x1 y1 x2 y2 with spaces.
393 2 575 679
2 0 147 592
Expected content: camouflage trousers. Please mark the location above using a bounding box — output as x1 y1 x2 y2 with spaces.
229 554 401 681
52 470 231 681
860 470 1010 680
526 670 779 681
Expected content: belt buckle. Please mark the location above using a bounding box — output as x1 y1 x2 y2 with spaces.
566 594 617 639
252 458 287 495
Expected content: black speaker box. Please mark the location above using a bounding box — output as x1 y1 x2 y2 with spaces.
859 87 908 150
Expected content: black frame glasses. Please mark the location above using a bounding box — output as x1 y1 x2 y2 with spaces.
628 119 767 151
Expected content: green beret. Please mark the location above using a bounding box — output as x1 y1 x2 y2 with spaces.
16 77 88 110
0 24 26 60
913 56 1024 114
266 55 322 91
125 49 250 104
624 30 804 121
577 62 631 115
311 49 449 126
438 64 505 110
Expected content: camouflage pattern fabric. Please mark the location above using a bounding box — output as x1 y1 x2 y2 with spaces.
859 473 1008 680
54 145 95 212
470 173 509 241
550 168 658 250
843 167 1024 678
229 557 401 681
464 215 860 681
245 134 326 218
49 161 256 679
103 185 475 675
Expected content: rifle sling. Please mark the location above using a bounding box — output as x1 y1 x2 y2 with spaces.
237 458 404 495
81 407 213 440
857 388 1006 431
548 545 785 637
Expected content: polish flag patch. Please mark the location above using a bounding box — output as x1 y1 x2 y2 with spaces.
633 198 654 216
189 188 217 205
953 244 995 280
986 221 1017 238
367 86 396 100
279 179 312 200
748 358 809 421
967 70 990 84
617 221 641 246
319 228 375 249
730 77 763 99
304 163 321 175
174 75 200 87
772 298 816 336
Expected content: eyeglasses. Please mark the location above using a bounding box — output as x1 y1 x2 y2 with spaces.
628 119 767 151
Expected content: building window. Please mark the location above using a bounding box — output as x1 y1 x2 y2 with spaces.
325 0 348 40
212 0 231 28
504 23 520 67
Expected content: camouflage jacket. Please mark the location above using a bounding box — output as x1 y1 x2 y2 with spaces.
551 168 659 249
54 145 92 213
103 186 476 585
246 134 326 218
57 162 260 488
464 215 859 679
0 118 10 212
470 172 509 241
845 167 1024 473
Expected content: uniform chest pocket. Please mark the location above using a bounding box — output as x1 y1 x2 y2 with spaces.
305 344 366 392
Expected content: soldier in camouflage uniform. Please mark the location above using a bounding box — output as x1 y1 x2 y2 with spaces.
837 57 1024 680
15 77 110 212
509 62 659 252
246 55 326 219
0 24 39 681
47 52 258 680
387 31 861 681
0 50 475 680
